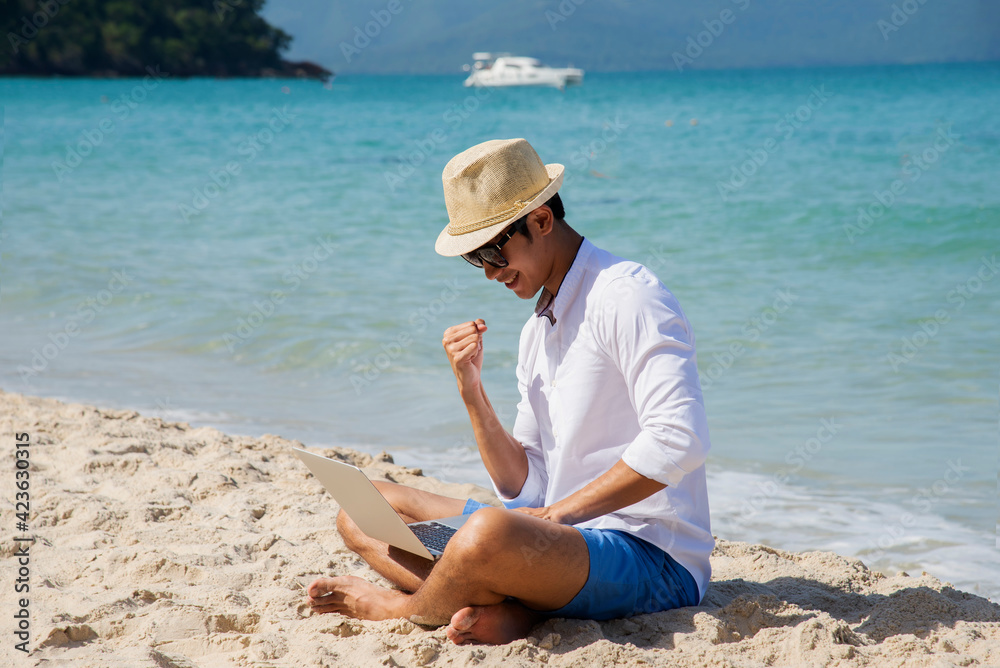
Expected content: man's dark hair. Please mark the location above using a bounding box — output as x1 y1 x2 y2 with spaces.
545 192 565 221
517 192 565 242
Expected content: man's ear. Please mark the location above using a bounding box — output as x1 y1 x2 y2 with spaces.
530 205 555 236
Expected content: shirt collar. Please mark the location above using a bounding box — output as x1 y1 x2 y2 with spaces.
534 238 592 326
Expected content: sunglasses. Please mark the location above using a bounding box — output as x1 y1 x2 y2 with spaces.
461 217 526 268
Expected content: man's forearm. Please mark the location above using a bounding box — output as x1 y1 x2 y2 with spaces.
463 382 529 499
548 459 666 525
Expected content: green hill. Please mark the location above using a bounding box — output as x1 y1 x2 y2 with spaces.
1 0 330 79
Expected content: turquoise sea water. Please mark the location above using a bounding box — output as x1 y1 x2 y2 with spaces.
2 64 998 599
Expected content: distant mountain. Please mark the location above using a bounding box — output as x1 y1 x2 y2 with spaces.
262 0 1000 74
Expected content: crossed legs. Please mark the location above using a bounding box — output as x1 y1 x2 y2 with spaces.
307 480 590 644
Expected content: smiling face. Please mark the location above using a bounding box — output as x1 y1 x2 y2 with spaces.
480 206 557 299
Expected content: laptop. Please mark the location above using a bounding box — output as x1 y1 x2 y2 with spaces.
293 447 472 561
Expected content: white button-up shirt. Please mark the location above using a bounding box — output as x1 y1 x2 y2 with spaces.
496 239 714 600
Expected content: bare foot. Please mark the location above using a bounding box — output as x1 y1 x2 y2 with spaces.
307 576 407 621
446 602 542 645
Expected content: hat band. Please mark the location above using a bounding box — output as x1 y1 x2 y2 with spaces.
445 181 550 236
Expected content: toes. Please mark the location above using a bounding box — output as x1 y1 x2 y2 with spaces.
309 604 336 615
449 606 480 632
445 627 472 645
307 577 335 598
308 575 355 598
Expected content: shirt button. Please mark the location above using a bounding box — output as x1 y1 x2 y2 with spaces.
551 379 557 387
553 428 559 437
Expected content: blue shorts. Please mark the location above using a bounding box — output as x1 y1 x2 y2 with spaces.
461 499 699 620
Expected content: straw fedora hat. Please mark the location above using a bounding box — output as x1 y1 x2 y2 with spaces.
435 138 564 257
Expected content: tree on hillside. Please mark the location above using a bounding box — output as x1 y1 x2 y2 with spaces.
1 0 329 78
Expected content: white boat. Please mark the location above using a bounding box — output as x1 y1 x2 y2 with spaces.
462 53 583 89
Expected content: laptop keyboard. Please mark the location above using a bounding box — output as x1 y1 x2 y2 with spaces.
409 522 458 552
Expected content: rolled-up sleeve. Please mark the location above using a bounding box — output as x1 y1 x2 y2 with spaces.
493 339 549 508
597 275 711 487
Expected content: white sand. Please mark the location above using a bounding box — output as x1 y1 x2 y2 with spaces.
3 390 998 667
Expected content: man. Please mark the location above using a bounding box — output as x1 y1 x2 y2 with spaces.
307 138 713 645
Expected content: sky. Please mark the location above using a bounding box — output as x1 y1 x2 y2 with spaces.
262 0 1000 75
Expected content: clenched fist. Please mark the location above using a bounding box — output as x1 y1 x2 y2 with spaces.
442 319 488 400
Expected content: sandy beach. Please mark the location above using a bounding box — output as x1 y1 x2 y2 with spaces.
3 389 998 668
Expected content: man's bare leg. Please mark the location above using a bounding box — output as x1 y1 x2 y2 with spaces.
334 480 468 592
309 506 589 644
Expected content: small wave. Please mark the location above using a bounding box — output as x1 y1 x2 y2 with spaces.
708 468 999 601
